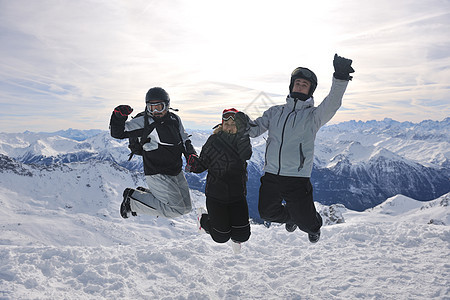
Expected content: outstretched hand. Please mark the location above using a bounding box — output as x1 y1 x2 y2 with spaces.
114 105 133 118
333 54 355 81
234 112 250 134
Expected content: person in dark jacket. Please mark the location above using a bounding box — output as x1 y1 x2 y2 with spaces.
110 87 196 219
185 108 252 250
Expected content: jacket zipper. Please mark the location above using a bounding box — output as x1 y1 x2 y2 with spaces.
277 101 297 175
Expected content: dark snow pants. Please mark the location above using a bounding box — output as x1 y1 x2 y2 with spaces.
201 196 251 244
258 172 322 234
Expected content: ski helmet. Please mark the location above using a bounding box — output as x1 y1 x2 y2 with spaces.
145 87 170 107
289 67 317 99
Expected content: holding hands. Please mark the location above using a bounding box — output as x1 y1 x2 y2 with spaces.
185 154 199 172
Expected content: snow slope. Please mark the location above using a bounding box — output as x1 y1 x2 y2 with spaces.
0 159 449 299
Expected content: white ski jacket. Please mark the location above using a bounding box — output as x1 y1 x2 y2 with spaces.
249 77 349 177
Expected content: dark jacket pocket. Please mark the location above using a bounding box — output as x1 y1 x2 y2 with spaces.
298 143 305 171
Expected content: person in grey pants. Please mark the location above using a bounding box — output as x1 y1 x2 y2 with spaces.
110 87 196 219
246 54 354 243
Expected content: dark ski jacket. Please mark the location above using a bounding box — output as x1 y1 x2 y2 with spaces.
110 111 195 176
190 128 252 203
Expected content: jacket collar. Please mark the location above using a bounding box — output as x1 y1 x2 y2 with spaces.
285 95 314 109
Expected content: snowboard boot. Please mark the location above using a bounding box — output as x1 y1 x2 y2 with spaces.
120 188 136 218
285 223 298 233
308 230 321 243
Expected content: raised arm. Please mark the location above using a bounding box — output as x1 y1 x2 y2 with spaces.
109 105 133 139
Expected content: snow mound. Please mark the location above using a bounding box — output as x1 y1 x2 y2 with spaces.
370 194 426 215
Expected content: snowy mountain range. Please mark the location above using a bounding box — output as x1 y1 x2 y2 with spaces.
0 118 448 223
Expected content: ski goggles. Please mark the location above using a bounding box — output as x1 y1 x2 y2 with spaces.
222 111 236 121
146 102 166 113
291 67 315 81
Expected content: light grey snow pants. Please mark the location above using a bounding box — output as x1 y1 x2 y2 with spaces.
129 172 192 219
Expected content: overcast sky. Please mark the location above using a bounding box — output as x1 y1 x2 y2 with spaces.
1 0 449 132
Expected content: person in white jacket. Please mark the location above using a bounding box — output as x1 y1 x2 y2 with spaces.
246 54 354 243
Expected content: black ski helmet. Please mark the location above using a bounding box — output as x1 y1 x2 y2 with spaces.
145 87 170 107
289 67 318 99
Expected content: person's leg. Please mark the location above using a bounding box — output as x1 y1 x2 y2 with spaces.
229 199 251 243
204 197 232 243
174 171 192 215
258 173 289 223
129 172 192 218
281 177 322 234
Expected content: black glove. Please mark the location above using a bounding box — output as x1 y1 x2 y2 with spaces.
236 134 252 161
333 54 354 81
113 105 133 118
234 112 250 134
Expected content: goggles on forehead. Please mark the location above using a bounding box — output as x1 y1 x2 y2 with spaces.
222 111 236 121
291 67 314 81
146 102 166 113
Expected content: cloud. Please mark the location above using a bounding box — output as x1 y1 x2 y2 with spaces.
0 0 449 132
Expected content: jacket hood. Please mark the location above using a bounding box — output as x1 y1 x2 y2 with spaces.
286 95 314 109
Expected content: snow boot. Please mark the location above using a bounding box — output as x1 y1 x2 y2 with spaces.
120 188 137 218
231 240 242 254
196 208 208 234
285 223 298 232
308 230 321 243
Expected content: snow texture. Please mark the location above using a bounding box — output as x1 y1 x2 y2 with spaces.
1 158 449 299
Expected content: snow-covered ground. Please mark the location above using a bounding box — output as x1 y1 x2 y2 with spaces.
1 164 449 300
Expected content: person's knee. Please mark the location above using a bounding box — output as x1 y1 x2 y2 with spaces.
258 207 278 221
293 212 323 234
231 224 251 243
161 198 192 218
210 228 231 243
